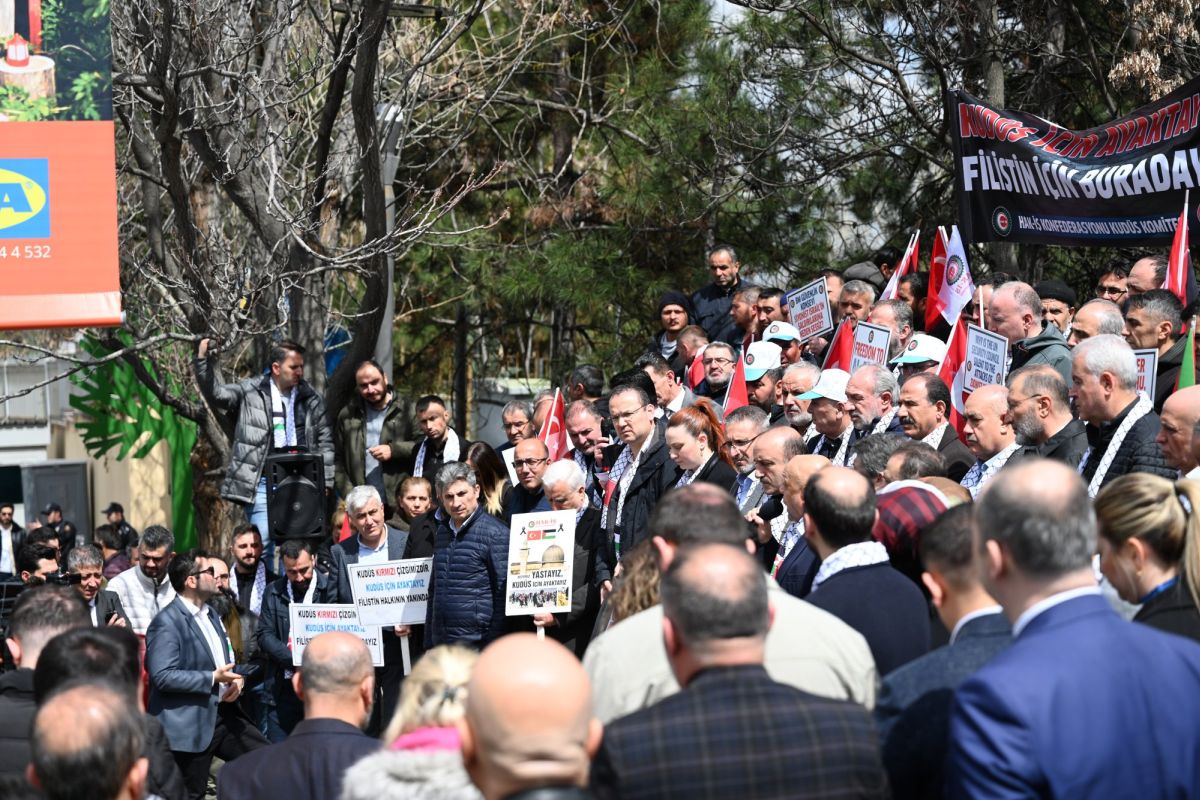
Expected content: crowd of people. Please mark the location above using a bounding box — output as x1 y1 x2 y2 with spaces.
1 244 1200 799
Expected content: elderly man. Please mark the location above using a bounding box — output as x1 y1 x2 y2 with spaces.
1034 279 1077 336
462 634 602 800
761 320 803 366
1067 298 1126 347
591 543 887 800
1123 289 1186 411
896 374 975 482
778 362 821 440
504 437 551 521
600 384 677 559
425 463 510 649
946 460 1200 798
959 385 1021 498
108 525 177 635
724 405 771 514
696 341 736 404
804 467 930 676
65 545 130 627
1070 335 1175 496
218 632 378 800
692 244 747 346
583 485 877 724
1157 385 1200 478
838 279 876 325
845 365 904 452
636 351 697 415
774 454 829 599
988 282 1072 384
1126 253 1168 298
335 359 415 507
747 426 806 552
868 300 914 362
497 399 534 453
1006 365 1088 467
798 369 855 466
566 399 609 507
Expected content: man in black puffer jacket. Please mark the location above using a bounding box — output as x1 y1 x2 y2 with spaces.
425 462 511 649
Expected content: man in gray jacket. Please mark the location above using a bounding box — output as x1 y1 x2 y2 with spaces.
195 338 333 566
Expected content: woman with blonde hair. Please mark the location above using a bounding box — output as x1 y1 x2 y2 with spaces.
340 645 482 800
1095 475 1200 642
465 441 511 518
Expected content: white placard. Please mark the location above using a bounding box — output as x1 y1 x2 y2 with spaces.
1133 348 1158 401
505 510 575 617
964 324 1009 393
289 603 383 667
348 557 433 627
786 278 834 342
850 322 892 372
502 446 519 485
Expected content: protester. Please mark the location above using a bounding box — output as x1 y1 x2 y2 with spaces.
65 545 131 627
29 684 148 800
96 523 132 579
959 385 1022 497
896 374 975 481
464 442 511 518
837 279 875 324
566 365 605 405
803 467 930 675
0 586 89 778
341 645 481 800
584 484 876 723
591 542 888 800
1071 334 1175 496
219 632 378 800
852 433 905 490
636 352 696 415
774 454 829 598
722 405 770 514
691 245 745 346
665 399 736 491
1126 252 1167 298
411 395 470 480
1007 364 1088 467
1123 289 1186 411
883 442 947 484
1095 473 1200 643
1034 278 1077 336
462 634 601 800
1158 386 1200 477
503 438 551 521
800 369 855 465
845 364 904 452
743 341 783 420
565 400 608 507
891 333 946 382
898 273 927 329
497 399 535 453
1093 261 1130 301
729 284 761 349
760 320 803 366
755 287 788 327
874 505 1011 799
867 299 914 361
107 525 177 636
777 362 820 440
336 359 416 505
694 341 735 404
1066 297 1126 347
746 426 805 552
946 459 1200 797
988 281 1073 384
649 291 694 374
195 338 333 564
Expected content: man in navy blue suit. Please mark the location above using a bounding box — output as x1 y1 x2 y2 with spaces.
946 458 1200 798
874 504 1011 799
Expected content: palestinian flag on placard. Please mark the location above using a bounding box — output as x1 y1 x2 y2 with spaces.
1178 318 1196 390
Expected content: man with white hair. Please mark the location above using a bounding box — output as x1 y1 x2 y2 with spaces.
799 369 855 466
1070 335 1175 497
867 300 914 362
1067 299 1126 347
988 282 1072 384
844 365 905 455
778 363 821 441
331 485 411 735
724 406 771 514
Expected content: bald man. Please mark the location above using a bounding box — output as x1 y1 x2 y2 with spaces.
959 385 1021 498
1157 385 1200 478
29 684 148 800
461 633 602 800
773 455 829 599
591 543 888 800
746 426 805 566
217 632 377 800
804 468 930 675
504 437 552 522
989 282 1072 385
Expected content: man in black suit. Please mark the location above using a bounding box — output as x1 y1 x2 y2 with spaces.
873 504 1012 799
65 545 131 628
218 632 378 800
591 542 887 800
897 374 975 482
803 467 930 676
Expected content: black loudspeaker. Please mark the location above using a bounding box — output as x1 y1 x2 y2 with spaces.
266 450 326 542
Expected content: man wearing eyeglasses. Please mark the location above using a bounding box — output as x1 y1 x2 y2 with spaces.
504 438 552 523
147 549 268 798
695 342 736 408
1093 263 1129 302
723 405 771 515
1006 364 1088 468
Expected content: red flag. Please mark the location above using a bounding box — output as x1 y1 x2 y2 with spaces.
935 315 969 435
925 227 948 331
1165 195 1198 307
879 231 919 302
337 512 353 542
537 388 570 461
722 353 749 414
821 319 855 371
687 345 706 390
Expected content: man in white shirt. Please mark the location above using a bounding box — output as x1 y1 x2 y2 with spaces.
107 525 177 635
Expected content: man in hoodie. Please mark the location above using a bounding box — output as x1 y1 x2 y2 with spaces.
988 282 1072 386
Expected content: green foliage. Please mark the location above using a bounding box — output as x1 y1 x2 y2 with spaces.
38 0 113 121
69 335 198 549
0 86 57 121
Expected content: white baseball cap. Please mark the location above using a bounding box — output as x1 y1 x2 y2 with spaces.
797 368 850 404
743 341 782 382
891 333 947 366
762 321 801 343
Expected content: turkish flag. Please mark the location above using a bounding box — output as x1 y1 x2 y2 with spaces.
925 227 947 331
879 230 919 302
1165 198 1198 307
821 319 855 371
687 345 707 390
537 388 570 461
935 315 970 436
722 353 749 414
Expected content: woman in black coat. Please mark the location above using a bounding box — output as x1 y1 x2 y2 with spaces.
664 398 738 495
1096 473 1200 643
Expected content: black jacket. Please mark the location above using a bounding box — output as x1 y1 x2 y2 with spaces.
1155 336 1188 412
690 455 738 495
1135 578 1200 645
601 421 679 558
936 427 976 483
1081 398 1176 489
1024 418 1089 468
424 508 510 648
690 278 746 347
0 668 33 778
256 570 342 699
93 589 131 628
